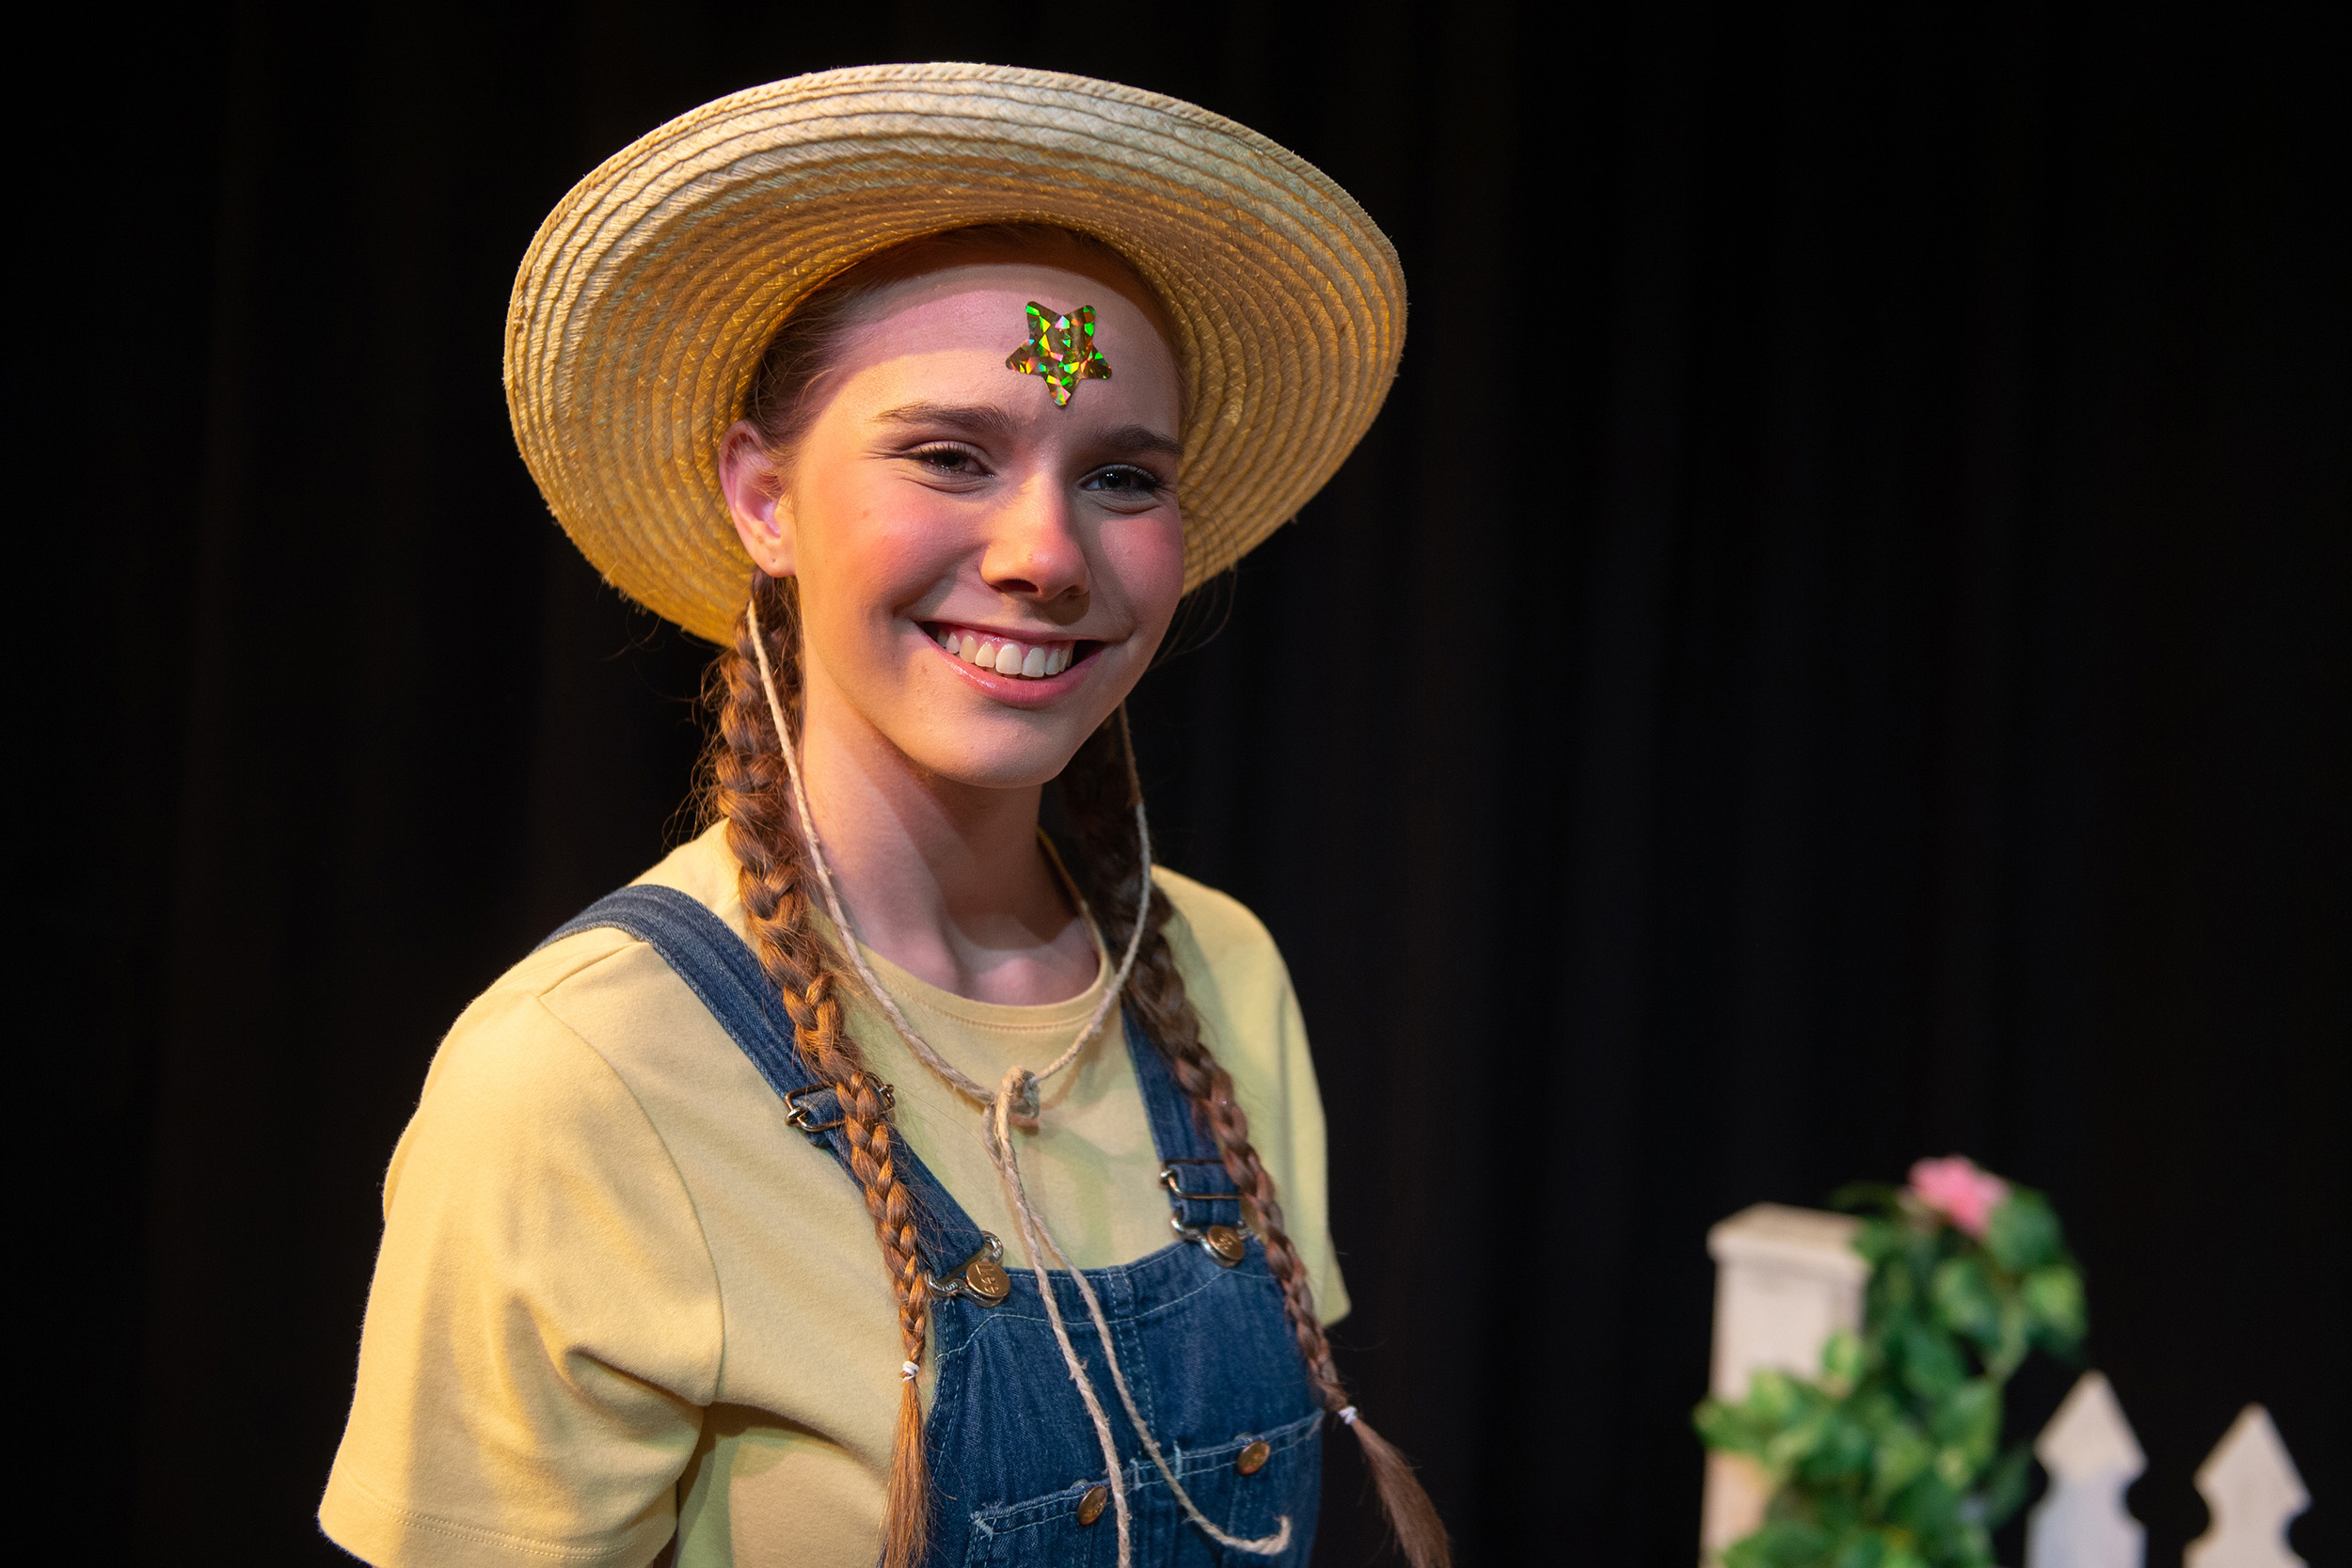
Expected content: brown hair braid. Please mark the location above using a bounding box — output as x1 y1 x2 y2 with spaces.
702 572 934 1568
1057 721 1452 1568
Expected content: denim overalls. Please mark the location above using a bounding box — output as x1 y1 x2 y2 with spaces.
549 887 1324 1565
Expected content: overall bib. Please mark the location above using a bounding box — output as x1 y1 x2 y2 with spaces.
548 887 1325 1566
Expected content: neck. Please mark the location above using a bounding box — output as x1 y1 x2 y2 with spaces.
789 662 1100 1006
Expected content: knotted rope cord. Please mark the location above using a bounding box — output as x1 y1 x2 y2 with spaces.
745 595 1291 1563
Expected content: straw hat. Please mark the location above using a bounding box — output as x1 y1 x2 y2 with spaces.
505 63 1406 643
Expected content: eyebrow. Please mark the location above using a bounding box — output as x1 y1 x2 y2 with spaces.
874 401 1020 440
873 402 1182 460
1094 423 1184 461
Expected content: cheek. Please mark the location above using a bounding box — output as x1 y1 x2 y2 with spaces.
800 467 967 620
1102 510 1189 626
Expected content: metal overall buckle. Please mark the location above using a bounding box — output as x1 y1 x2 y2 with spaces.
781 1080 895 1135
1160 1158 1249 1267
926 1231 1012 1307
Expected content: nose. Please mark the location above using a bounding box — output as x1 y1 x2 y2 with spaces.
977 473 1090 617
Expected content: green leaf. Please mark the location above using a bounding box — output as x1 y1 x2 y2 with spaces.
1822 1329 1867 1390
1768 1403 1839 1476
1810 1408 1877 1481
1830 1530 1886 1568
1976 1442 2034 1528
1748 1368 1810 1424
1894 1318 1967 1402
1935 1445 1976 1489
1696 1397 1756 1455
1886 1469 1963 1544
1985 1191 2063 1272
1852 1216 1906 1267
1930 1258 2003 1344
1806 1490 1863 1534
1930 1377 2002 1467
1870 1423 1934 1508
1833 1181 1903 1214
2023 1266 2088 1348
1879 1255 1921 1313
1726 1519 1833 1568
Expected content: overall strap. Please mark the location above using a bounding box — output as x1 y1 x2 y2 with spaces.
538 885 990 1275
1123 1011 1248 1235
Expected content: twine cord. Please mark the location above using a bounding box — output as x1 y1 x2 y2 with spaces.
746 594 1289 1563
988 1073 1137 1563
997 1108 1295 1559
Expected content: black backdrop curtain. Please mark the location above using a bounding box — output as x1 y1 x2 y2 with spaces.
27 1 2344 1563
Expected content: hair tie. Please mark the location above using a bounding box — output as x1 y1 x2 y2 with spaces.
1338 1405 1359 1427
901 1360 921 1383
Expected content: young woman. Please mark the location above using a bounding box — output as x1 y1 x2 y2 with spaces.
322 65 1437 1568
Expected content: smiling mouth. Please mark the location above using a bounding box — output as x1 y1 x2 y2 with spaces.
925 622 1096 680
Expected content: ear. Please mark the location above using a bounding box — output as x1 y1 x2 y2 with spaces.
719 420 796 578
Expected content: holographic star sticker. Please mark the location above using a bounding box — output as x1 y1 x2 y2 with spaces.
1006 302 1112 407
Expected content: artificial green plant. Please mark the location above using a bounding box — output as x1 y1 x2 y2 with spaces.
1694 1158 2088 1568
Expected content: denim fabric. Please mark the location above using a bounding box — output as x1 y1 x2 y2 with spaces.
551 887 1324 1565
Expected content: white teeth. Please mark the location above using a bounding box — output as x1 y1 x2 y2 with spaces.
939 629 1074 677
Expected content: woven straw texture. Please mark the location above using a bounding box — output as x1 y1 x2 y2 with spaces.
505 63 1406 642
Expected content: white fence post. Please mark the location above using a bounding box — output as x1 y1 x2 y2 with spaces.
2026 1371 2146 1568
1698 1204 1868 1566
2185 1406 2308 1568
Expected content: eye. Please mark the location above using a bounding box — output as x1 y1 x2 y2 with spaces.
908 444 984 475
1081 464 1167 496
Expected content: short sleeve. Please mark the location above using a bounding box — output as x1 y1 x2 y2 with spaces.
1154 872 1351 1326
320 957 724 1568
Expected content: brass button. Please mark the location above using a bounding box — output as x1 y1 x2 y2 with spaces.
1236 1439 1272 1476
1203 1224 1246 1266
963 1253 1011 1305
1076 1483 1108 1526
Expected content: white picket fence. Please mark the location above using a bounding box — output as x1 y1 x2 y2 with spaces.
1701 1204 2312 1568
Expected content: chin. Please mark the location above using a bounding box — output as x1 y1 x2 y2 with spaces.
905 726 1094 792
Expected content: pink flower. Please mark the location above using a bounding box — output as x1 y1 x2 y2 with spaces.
1907 1155 2010 1239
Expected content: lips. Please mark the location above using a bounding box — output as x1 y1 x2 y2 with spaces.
928 623 1084 680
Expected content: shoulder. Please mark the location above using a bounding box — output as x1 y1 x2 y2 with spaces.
437 821 748 1084
394 932 691 1212
1151 868 1303 1073
401 822 748 1177
413 934 641 1122
422 927 678 1111
1152 866 1293 1002
1147 868 1351 1323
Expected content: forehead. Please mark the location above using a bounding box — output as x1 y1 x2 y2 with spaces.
828 261 1181 404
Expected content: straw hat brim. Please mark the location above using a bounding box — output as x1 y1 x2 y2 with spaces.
504 63 1406 644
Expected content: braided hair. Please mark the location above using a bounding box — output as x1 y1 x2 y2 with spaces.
701 575 935 1564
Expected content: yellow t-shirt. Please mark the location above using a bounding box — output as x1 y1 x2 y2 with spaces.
319 823 1345 1568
